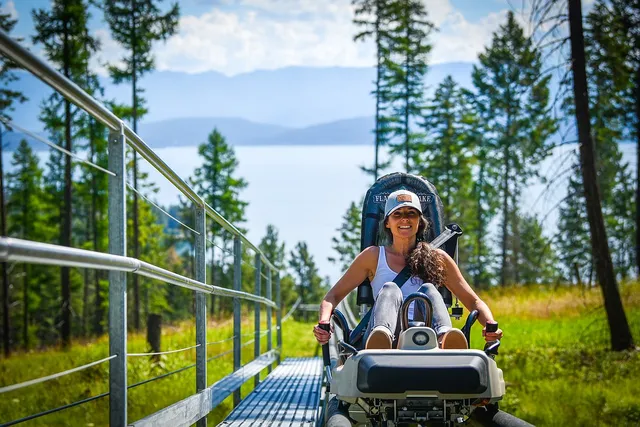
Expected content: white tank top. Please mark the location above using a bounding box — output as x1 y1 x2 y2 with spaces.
370 246 424 317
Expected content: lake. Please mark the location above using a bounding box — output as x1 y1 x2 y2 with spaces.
3 143 636 284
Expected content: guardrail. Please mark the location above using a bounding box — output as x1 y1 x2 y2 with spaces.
0 29 282 427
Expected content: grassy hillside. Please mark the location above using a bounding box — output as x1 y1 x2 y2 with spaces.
1 283 638 426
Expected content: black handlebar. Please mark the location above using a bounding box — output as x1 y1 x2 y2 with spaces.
318 323 332 367
483 321 500 357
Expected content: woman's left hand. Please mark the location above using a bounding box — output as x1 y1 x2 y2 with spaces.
482 324 503 342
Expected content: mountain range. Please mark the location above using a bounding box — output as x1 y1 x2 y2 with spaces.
7 62 475 148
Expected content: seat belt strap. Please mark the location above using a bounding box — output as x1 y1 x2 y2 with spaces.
348 265 412 345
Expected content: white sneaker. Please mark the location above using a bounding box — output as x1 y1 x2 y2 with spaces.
365 326 393 350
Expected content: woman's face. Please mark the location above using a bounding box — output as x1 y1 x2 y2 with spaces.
385 207 421 239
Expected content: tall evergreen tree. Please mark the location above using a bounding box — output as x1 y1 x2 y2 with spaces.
353 0 394 180
289 241 327 320
0 0 27 356
567 0 633 350
6 141 49 348
191 128 248 315
515 211 558 285
471 11 556 286
33 0 99 348
104 0 179 331
418 76 478 278
587 0 639 277
328 201 362 313
386 0 433 172
328 201 362 273
558 1 636 283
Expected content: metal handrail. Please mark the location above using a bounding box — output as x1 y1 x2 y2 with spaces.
0 237 277 308
0 30 278 271
0 28 283 427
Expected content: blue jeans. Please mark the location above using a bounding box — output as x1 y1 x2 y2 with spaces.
364 282 452 345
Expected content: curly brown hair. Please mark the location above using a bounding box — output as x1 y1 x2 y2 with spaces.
383 215 447 286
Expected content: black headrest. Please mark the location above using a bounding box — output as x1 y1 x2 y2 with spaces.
360 172 445 250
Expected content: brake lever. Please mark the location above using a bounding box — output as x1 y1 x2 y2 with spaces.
338 340 358 357
484 340 500 358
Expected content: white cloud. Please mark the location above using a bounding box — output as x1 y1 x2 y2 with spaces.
430 10 509 64
91 28 128 77
1 0 18 19
92 0 514 76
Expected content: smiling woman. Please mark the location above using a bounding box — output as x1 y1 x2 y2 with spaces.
313 189 504 351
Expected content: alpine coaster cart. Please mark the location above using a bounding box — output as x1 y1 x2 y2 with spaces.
319 172 533 427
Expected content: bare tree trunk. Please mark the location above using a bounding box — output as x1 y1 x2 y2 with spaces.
568 0 634 351
500 144 509 287
22 268 28 348
635 68 640 277
0 129 10 356
61 17 72 348
147 313 161 362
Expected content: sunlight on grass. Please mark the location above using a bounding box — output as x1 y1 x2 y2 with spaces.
1 283 639 426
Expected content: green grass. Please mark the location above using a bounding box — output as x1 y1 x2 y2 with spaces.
1 284 639 426
0 315 318 427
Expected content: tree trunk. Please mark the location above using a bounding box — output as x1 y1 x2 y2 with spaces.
91 123 103 335
0 129 10 356
22 266 28 348
131 6 141 332
147 313 161 362
500 144 509 287
82 204 91 336
568 0 634 351
474 161 485 288
635 67 640 277
61 15 72 348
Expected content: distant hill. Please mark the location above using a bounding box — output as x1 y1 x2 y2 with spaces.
6 115 376 151
10 63 475 131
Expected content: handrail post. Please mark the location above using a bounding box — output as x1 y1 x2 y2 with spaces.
276 273 282 364
233 236 242 407
108 123 127 426
266 266 273 373
253 254 261 388
195 203 207 427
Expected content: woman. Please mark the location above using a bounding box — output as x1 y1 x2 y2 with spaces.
314 189 503 350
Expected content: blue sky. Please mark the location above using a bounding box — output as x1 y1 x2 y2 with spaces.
5 0 554 76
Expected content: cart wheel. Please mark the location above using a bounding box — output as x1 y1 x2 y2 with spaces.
325 396 352 427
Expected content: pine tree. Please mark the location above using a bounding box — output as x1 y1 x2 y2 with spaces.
417 76 478 278
0 0 27 356
567 0 633 350
353 0 394 180
289 241 327 321
32 0 99 348
6 140 50 347
385 0 433 172
104 0 179 331
258 225 297 311
328 201 362 314
328 202 362 273
586 0 638 278
471 11 556 287
191 128 248 315
515 211 558 285
558 1 636 283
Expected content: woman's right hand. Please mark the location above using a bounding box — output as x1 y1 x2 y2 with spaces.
313 322 332 345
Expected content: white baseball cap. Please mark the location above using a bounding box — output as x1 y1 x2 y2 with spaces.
384 189 422 218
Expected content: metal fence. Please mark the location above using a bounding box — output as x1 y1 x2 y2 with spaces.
0 30 283 427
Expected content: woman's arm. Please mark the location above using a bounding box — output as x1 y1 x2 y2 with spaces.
313 247 377 344
436 249 503 342
318 246 376 322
